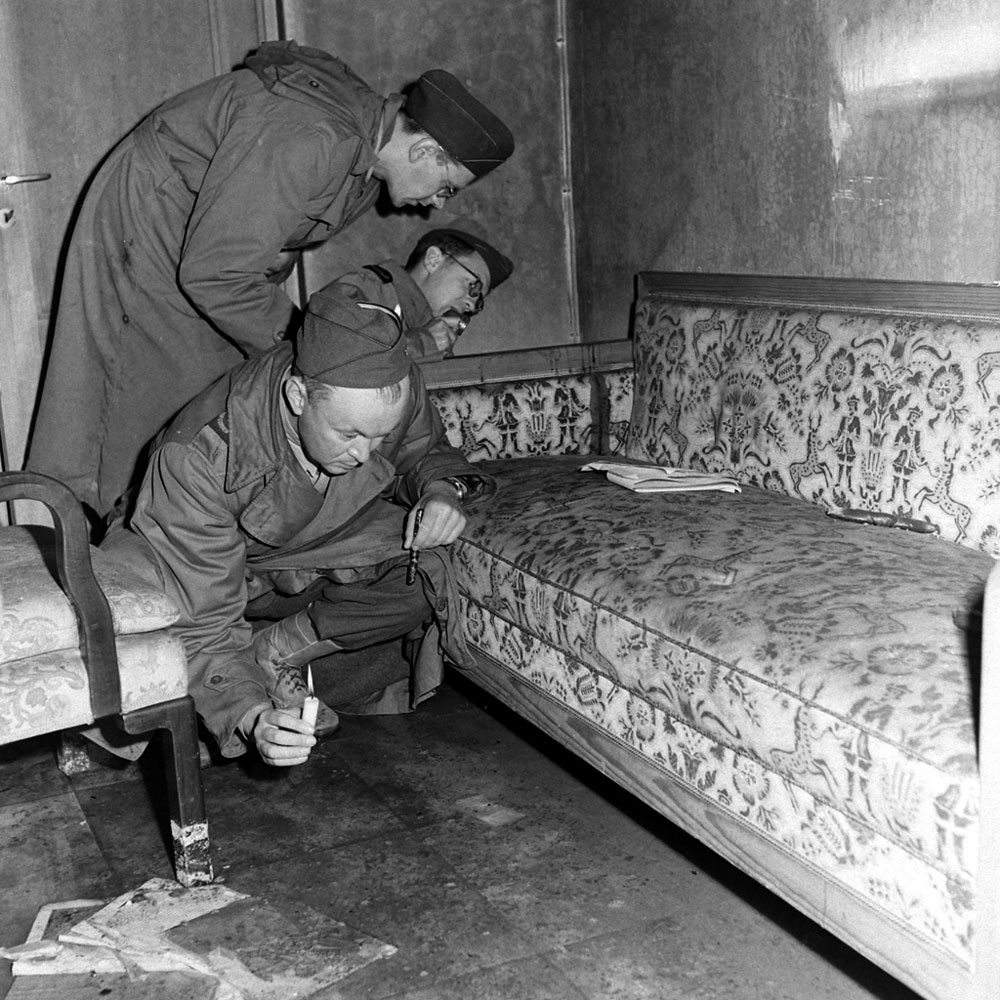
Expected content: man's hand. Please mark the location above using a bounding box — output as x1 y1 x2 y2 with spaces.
405 484 467 550
251 707 317 767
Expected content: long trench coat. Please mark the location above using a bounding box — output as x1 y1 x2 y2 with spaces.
102 342 493 757
29 41 403 517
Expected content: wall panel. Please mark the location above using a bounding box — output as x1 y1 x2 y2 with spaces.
569 0 1000 342
284 0 575 355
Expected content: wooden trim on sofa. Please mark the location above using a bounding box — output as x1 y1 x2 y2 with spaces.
638 272 1000 321
420 339 633 390
976 561 1000 1000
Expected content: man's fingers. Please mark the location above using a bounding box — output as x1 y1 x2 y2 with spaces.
255 709 317 766
414 508 466 549
264 749 311 767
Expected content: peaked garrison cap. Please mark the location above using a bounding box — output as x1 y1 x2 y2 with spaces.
425 228 513 289
295 291 409 388
405 69 514 178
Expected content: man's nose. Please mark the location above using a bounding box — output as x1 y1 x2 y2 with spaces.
347 439 371 464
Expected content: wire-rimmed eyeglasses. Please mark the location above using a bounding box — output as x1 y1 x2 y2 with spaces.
445 253 485 314
439 158 457 200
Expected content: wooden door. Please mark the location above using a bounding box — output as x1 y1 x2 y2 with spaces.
0 0 269 522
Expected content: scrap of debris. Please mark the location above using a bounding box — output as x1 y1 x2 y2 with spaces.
455 793 525 827
3 877 395 999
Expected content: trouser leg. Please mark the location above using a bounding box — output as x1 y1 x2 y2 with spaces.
306 562 431 650
309 640 415 709
305 563 432 711
250 561 432 722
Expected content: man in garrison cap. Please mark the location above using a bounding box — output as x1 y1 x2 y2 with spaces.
29 38 515 529
103 291 496 767
330 227 514 364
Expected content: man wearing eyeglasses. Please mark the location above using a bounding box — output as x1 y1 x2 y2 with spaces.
29 40 514 528
326 228 514 364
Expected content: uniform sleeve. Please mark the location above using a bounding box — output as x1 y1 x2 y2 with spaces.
178 117 361 354
126 433 268 757
388 371 498 506
405 325 448 363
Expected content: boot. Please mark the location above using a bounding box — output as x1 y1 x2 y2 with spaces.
252 609 341 737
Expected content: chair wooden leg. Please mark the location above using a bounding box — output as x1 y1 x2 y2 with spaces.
122 695 213 887
56 731 92 776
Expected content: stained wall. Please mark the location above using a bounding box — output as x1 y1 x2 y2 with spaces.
284 0 574 355
568 0 1000 342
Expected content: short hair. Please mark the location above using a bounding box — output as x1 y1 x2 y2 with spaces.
396 110 424 137
396 110 460 165
406 231 480 271
299 374 407 405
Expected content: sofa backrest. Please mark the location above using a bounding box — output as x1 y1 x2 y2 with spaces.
625 273 1000 556
427 342 634 462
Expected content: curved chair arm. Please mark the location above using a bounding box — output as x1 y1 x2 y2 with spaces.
0 471 121 718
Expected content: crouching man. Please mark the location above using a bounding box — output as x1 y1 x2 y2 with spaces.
103 290 494 766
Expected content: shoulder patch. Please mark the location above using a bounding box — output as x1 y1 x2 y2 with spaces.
363 263 394 284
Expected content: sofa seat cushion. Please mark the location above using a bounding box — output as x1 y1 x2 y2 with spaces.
0 630 189 743
455 455 994 963
0 526 180 663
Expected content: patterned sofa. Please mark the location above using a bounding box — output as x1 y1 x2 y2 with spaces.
425 273 1000 1000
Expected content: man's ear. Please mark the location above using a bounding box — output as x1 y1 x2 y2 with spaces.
422 244 446 273
284 374 308 416
407 135 440 163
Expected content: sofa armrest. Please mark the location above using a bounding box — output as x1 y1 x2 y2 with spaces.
0 471 121 718
976 559 1000 998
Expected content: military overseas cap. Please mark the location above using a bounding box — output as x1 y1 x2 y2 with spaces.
295 291 410 389
405 69 514 178
426 228 513 289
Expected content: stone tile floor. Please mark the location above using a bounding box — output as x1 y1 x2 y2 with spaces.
1 673 921 999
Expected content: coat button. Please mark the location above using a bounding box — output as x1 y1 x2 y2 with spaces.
436 599 447 612
210 674 223 684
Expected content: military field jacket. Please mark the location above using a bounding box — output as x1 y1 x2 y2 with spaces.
108 343 488 755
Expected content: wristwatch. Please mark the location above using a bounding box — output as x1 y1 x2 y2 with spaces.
440 476 469 502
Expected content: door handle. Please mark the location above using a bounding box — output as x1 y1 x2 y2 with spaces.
2 173 51 185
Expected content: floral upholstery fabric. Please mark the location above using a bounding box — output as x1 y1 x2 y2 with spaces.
626 298 1000 556
431 369 634 461
455 455 993 965
0 630 188 743
0 525 187 744
605 369 634 454
0 526 180 664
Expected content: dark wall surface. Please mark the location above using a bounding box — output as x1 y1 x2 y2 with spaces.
287 0 576 354
569 0 1000 342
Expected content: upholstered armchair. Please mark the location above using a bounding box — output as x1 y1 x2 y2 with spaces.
0 471 212 886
